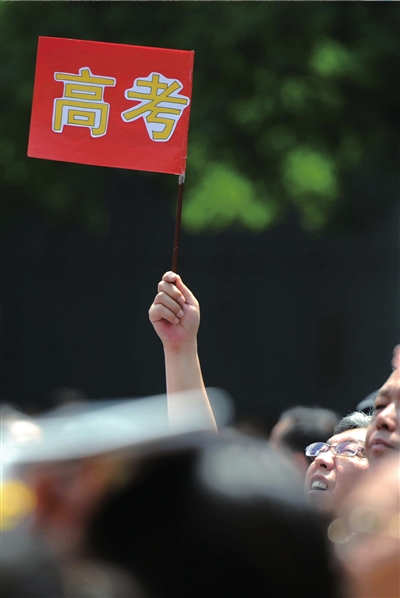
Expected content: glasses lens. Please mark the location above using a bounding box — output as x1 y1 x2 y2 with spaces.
334 442 358 456
306 442 327 457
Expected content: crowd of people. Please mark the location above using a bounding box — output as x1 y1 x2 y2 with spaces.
148 271 400 598
1 271 399 598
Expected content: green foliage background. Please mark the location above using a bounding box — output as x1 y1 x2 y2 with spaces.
1 2 399 236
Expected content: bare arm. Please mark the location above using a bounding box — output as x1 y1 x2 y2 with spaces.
149 271 217 431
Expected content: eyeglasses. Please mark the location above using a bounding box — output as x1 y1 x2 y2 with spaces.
305 441 366 459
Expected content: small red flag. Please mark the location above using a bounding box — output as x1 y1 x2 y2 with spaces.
28 37 194 175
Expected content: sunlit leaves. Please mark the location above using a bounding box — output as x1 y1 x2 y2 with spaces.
282 148 338 230
1 2 398 236
183 164 277 232
283 148 338 198
310 39 359 77
281 79 308 112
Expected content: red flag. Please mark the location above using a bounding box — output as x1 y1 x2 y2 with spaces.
28 37 194 175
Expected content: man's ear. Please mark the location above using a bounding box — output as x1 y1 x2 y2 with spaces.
31 458 125 532
392 344 400 370
29 460 115 556
30 464 75 530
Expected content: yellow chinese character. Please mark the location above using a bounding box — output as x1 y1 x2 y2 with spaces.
121 72 190 142
53 67 116 138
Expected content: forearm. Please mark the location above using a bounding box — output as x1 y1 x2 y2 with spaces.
164 342 217 432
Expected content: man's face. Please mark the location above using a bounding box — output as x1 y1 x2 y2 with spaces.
366 369 400 463
304 428 369 517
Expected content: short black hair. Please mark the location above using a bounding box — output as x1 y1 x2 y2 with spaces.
87 433 342 598
275 406 340 453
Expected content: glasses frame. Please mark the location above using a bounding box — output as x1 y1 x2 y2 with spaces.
305 441 366 459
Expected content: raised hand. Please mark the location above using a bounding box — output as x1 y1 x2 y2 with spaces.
148 271 217 431
149 271 200 351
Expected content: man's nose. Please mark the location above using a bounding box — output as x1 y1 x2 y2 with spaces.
375 403 396 431
314 450 335 470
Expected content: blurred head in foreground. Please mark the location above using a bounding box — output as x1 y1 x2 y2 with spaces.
331 453 400 598
85 432 342 598
304 412 371 518
365 346 400 463
270 405 340 475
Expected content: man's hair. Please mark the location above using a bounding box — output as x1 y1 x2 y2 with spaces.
87 433 342 598
334 411 372 435
275 406 340 453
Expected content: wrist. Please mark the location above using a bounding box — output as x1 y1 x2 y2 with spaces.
163 337 198 357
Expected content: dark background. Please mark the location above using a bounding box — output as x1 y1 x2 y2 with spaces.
1 2 399 426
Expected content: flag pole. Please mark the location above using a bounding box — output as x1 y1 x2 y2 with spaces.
171 173 185 273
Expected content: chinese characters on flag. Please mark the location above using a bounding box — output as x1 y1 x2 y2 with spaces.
28 37 194 175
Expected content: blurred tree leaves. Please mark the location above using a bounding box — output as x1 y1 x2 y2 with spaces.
1 2 399 236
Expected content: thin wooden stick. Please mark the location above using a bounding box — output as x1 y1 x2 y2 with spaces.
171 173 185 273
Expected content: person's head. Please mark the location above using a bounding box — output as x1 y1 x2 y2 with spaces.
270 406 339 475
304 412 371 518
365 365 400 464
332 453 400 598
86 432 342 598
